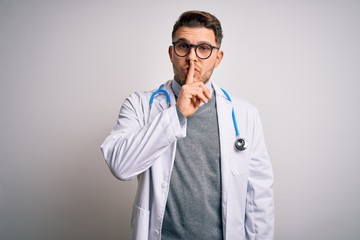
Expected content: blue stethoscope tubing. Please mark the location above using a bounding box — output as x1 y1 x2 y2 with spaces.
149 84 171 107
220 88 248 151
149 83 248 151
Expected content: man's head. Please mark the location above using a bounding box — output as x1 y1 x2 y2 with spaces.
169 10 224 85
172 10 223 46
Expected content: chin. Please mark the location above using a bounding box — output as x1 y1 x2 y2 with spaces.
174 78 185 86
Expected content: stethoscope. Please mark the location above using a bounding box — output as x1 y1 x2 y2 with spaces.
149 83 248 151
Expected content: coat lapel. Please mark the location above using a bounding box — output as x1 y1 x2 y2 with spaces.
213 83 235 166
148 80 176 121
159 80 176 110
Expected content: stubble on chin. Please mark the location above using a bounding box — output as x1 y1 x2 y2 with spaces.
173 69 187 86
173 65 214 86
174 75 186 86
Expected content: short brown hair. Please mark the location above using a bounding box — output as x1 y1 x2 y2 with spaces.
172 10 223 46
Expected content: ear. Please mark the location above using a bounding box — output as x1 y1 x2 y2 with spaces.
168 45 174 62
215 50 224 68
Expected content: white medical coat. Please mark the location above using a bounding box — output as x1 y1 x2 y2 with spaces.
101 80 274 240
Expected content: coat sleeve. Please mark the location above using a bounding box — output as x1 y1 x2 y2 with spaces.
100 92 186 181
245 110 275 240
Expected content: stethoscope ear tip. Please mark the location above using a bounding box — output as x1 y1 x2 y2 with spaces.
234 137 247 151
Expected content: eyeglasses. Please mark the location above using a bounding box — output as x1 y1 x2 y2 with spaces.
172 41 220 60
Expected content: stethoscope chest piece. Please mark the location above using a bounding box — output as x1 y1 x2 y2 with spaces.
234 137 248 151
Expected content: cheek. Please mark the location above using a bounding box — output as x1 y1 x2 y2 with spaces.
172 58 184 69
202 61 217 73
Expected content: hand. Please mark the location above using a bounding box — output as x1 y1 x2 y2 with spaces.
176 61 211 117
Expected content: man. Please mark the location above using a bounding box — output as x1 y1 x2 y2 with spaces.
101 10 274 240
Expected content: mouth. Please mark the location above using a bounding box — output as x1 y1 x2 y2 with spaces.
183 66 200 74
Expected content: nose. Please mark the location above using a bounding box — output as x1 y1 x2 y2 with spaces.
186 47 197 61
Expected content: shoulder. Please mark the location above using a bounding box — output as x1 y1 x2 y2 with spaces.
232 96 259 114
125 80 172 104
212 82 259 115
124 88 155 107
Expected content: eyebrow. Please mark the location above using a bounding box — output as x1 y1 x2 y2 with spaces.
174 38 214 46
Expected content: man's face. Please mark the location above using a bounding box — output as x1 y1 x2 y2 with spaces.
169 27 223 86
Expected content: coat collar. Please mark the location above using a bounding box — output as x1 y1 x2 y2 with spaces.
158 80 234 114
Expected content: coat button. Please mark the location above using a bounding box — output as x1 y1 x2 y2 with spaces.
154 229 160 235
161 181 167 188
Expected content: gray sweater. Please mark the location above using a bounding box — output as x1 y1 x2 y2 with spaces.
161 81 222 240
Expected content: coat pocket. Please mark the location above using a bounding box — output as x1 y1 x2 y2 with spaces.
130 205 150 240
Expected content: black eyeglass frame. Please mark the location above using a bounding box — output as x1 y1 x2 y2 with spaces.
172 41 220 60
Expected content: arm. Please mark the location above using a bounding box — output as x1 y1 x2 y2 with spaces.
102 61 210 181
245 111 275 240
101 92 186 181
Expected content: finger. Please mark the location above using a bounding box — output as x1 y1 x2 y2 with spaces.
196 93 210 104
196 82 212 100
185 60 195 85
190 96 201 108
202 84 212 99
191 97 197 105
194 98 201 108
192 87 210 104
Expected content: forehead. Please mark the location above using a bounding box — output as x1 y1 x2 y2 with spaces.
173 27 216 44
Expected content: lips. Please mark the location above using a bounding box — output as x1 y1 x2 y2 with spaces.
183 69 200 78
183 67 200 73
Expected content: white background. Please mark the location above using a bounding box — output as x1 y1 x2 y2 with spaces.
1 0 359 239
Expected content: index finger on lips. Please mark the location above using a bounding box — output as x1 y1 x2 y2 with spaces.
185 60 195 85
